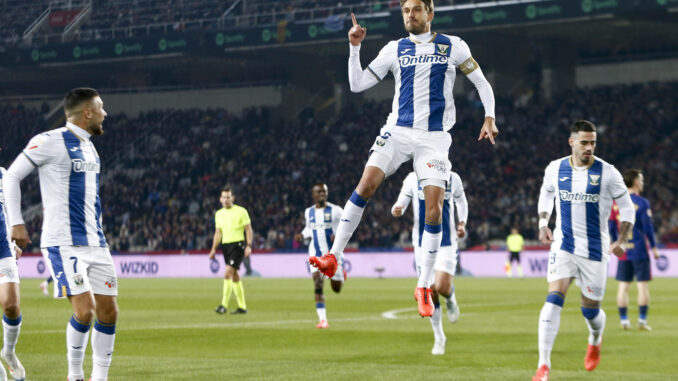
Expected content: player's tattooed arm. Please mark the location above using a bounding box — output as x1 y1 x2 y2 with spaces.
538 212 553 245
610 221 632 257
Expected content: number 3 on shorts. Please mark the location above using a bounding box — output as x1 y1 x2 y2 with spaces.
548 251 556 265
70 256 78 273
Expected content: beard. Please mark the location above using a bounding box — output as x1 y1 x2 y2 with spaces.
90 123 104 136
405 19 427 35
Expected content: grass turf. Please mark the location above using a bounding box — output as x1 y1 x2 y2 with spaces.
16 277 678 380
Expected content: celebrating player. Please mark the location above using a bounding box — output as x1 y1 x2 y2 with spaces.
296 183 344 329
5 88 118 381
310 0 497 317
392 171 466 354
532 120 635 381
615 169 660 331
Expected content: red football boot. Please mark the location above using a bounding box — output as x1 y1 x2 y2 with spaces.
414 287 434 317
309 253 338 278
532 364 550 381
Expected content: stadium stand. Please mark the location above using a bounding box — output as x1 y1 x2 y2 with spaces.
2 0 480 46
2 81 677 252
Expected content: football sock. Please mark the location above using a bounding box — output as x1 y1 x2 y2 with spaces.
618 306 628 321
582 307 605 346
2 314 21 353
639 305 648 322
221 279 233 307
330 191 368 259
67 315 91 380
417 223 442 288
430 302 445 342
538 292 564 368
505 262 512 277
91 320 116 381
517 264 523 278
316 302 326 322
233 281 247 310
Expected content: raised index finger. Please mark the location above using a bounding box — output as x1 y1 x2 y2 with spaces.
351 13 358 26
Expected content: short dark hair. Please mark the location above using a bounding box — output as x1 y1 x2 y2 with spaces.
63 88 99 116
569 120 596 134
221 187 233 195
312 183 327 191
400 0 434 12
623 169 642 188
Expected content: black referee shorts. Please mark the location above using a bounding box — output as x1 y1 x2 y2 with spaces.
222 241 246 270
509 251 521 263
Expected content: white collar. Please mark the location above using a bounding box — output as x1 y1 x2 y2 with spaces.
409 31 433 43
66 122 92 140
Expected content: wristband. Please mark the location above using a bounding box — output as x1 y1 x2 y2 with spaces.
538 218 548 229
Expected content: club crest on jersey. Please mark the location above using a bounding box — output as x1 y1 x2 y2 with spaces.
436 43 449 56
588 174 600 186
324 212 331 220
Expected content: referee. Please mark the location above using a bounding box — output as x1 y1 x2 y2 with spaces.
209 187 253 314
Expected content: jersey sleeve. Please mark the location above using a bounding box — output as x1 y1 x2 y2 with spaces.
450 38 478 75
241 208 251 227
332 205 343 232
643 199 657 248
22 132 60 167
537 162 557 215
301 208 312 239
367 41 397 81
451 172 468 224
606 165 628 200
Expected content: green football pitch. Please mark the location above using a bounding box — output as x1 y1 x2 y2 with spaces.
17 277 678 380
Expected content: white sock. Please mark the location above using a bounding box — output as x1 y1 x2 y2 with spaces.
330 191 367 260
538 302 562 368
417 226 441 288
430 305 445 343
585 309 606 346
91 320 116 381
67 315 91 380
316 302 327 321
2 315 21 353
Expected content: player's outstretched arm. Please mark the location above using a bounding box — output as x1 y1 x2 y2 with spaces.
348 13 387 93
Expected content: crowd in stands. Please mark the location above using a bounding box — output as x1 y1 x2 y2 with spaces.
1 81 677 253
1 0 483 46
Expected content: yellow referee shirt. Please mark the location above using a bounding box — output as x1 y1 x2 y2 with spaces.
506 233 524 253
215 205 251 244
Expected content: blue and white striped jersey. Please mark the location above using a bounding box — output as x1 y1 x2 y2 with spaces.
539 156 631 261
0 168 16 259
394 171 468 248
21 123 107 248
366 33 475 132
301 203 342 257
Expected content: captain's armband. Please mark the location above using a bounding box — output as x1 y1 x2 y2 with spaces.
458 57 479 75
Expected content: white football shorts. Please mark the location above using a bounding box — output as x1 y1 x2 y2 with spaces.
0 256 20 284
547 249 608 301
42 246 118 297
414 242 459 284
366 125 451 185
